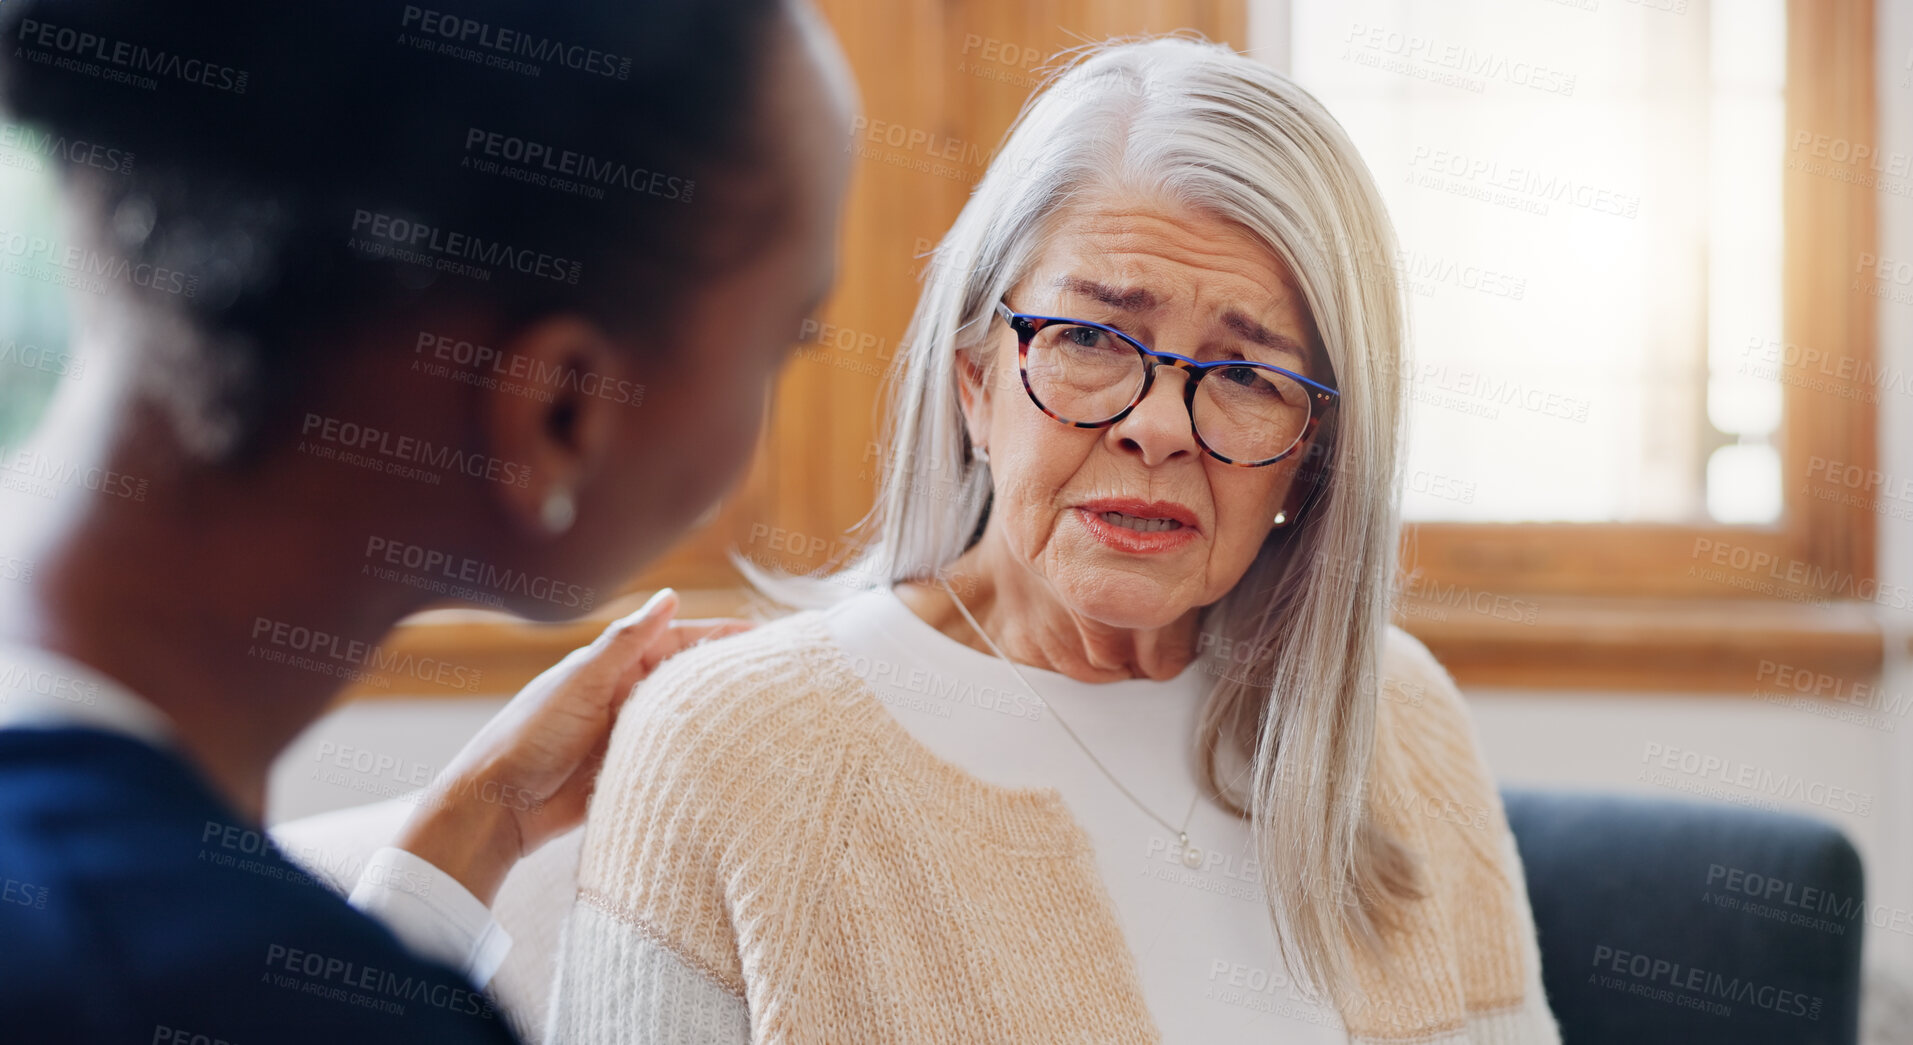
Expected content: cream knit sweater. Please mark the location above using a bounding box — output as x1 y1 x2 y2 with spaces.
547 611 1559 1044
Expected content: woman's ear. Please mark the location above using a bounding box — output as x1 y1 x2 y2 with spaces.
1276 471 1312 526
481 314 628 538
954 343 996 452
1278 428 1335 526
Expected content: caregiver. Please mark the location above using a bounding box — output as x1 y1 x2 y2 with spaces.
0 0 853 1041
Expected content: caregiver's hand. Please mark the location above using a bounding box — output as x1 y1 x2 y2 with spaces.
391 588 754 906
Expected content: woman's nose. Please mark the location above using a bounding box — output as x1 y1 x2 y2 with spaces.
1105 364 1199 466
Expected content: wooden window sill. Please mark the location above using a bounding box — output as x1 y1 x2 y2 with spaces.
335 590 1884 701
1399 594 1883 692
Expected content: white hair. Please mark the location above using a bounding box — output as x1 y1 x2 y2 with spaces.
750 35 1417 1001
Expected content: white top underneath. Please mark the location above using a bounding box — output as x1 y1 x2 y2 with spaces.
822 587 1346 1044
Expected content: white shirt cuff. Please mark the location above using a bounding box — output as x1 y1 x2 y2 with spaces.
347 846 513 987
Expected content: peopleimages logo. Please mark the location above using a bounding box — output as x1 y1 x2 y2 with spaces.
1590 944 1822 1021
463 127 692 202
1690 536 1913 610
0 122 134 176
1341 22 1577 96
0 228 197 299
249 616 483 692
263 943 497 1019
1407 145 1640 218
349 210 582 285
299 413 532 489
363 535 596 611
399 6 632 80
13 19 249 93
1639 741 1874 816
0 340 85 379
0 441 150 502
0 661 100 707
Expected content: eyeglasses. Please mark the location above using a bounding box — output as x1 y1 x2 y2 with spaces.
994 300 1338 467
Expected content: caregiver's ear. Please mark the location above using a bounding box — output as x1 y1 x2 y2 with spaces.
953 343 997 449
482 314 630 538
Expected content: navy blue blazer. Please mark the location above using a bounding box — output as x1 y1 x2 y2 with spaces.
0 728 522 1044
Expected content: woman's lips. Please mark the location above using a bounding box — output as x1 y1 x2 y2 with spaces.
1073 505 1199 553
1076 498 1200 528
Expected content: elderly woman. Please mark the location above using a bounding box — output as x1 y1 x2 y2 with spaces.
549 38 1557 1045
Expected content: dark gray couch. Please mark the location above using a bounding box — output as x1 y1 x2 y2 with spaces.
1504 789 1866 1044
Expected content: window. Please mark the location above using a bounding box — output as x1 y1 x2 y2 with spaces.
1292 0 1785 525
0 142 76 445
1273 0 1881 689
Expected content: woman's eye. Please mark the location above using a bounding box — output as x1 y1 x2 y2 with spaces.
1224 366 1286 398
1063 326 1106 348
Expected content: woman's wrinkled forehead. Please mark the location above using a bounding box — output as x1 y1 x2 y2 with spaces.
1011 195 1330 378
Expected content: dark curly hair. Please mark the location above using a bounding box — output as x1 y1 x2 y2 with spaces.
0 0 782 460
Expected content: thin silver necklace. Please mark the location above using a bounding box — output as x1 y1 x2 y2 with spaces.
937 577 1208 869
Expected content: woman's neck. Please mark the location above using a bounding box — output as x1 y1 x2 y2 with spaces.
896 534 1203 683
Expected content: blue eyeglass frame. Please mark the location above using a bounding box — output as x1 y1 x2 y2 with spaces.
994 300 1339 467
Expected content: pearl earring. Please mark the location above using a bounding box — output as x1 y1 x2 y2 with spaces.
1271 510 1289 527
974 446 990 465
541 487 577 535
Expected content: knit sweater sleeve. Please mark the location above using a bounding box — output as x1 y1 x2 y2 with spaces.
545 894 749 1045
1359 627 1561 1044
543 615 862 1045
